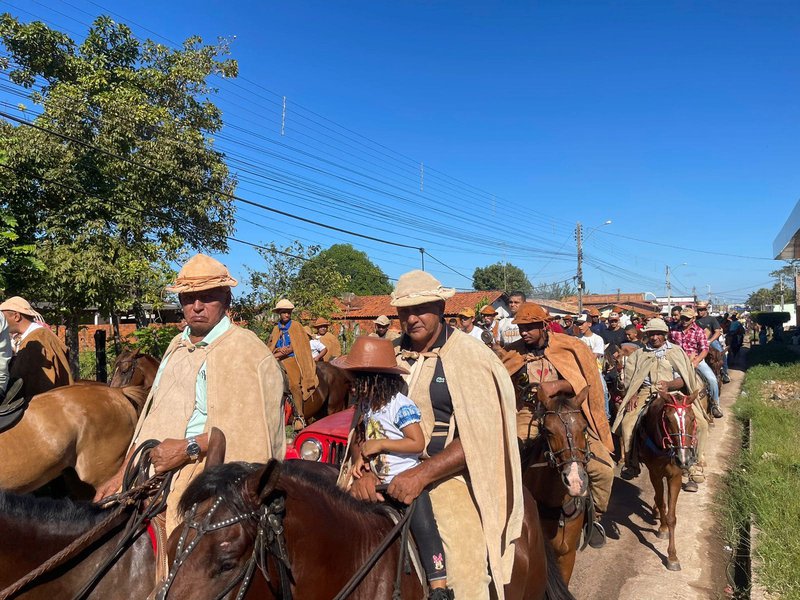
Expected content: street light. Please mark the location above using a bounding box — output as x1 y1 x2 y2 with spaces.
665 262 688 311
576 220 612 313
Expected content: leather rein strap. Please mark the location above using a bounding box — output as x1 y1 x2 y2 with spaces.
0 440 172 600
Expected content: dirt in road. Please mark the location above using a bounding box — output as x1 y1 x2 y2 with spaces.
568 354 744 600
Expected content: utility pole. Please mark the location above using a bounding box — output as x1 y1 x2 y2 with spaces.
780 273 785 311
665 265 671 312
576 222 584 313
420 248 425 271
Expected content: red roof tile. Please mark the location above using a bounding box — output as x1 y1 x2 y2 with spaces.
333 291 507 320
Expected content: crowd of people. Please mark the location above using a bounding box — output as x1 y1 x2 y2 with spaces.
0 253 750 599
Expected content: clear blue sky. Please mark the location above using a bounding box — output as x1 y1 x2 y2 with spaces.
3 0 799 305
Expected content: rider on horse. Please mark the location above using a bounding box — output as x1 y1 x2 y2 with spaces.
501 302 615 548
311 316 341 362
613 317 710 491
345 270 522 600
0 296 72 399
95 254 286 535
268 299 319 410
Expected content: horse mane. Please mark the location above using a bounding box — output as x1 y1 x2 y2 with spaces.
0 492 109 529
180 461 387 520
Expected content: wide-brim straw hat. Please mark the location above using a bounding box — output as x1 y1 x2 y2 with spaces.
331 336 409 375
273 299 295 312
0 296 44 321
513 303 549 325
313 317 331 328
643 318 669 334
390 270 455 307
166 253 238 293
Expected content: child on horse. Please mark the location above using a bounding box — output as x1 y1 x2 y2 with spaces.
334 336 452 600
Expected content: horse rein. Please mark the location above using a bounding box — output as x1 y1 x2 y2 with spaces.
156 494 292 600
0 440 173 600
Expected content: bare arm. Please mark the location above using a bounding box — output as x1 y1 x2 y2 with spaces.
361 422 425 458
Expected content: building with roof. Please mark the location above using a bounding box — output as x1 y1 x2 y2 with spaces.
774 201 800 309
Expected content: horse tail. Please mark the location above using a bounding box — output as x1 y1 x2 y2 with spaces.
544 540 576 600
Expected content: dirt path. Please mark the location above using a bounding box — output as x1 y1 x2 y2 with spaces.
569 352 744 600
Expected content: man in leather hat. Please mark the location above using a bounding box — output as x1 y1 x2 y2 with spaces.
94 254 286 535
369 315 401 340
268 299 318 409
0 296 72 399
311 317 341 362
345 270 522 600
479 304 501 343
502 302 614 548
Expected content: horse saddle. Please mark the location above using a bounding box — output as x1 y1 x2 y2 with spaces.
0 378 27 433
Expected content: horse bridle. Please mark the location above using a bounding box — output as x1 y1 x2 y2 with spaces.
156 494 292 600
658 395 697 456
538 408 593 470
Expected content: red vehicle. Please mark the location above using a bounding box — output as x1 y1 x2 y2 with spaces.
285 407 355 466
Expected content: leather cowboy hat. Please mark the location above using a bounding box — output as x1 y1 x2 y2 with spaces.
332 336 409 375
273 299 295 312
166 254 238 293
390 270 455 307
513 303 549 325
312 317 331 328
480 305 498 316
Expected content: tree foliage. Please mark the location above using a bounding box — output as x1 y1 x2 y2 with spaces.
530 280 577 301
472 262 532 294
0 14 238 370
298 244 391 296
238 241 350 340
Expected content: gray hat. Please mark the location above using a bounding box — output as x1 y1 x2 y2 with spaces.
374 315 391 326
643 318 669 334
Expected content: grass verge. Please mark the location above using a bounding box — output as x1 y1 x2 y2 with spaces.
723 344 800 599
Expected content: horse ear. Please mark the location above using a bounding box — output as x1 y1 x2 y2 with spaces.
536 385 556 411
205 427 227 468
569 385 590 410
688 389 700 403
246 460 282 504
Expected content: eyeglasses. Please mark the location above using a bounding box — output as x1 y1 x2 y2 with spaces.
459 315 472 320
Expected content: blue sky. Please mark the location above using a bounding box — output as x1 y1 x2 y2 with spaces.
2 0 798 304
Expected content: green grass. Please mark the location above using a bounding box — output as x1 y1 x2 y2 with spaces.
723 343 800 599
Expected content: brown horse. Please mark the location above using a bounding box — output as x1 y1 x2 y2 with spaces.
0 491 155 599
638 389 698 571
291 362 353 426
0 350 159 497
156 460 575 600
522 386 593 585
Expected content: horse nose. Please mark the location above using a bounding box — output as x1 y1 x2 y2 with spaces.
561 463 589 497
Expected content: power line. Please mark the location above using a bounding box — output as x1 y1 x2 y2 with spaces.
595 230 774 262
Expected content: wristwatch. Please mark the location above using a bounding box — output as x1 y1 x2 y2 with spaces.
186 437 201 462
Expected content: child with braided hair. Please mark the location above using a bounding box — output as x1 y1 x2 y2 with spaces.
334 336 452 600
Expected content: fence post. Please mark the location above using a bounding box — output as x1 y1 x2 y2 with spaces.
94 329 107 383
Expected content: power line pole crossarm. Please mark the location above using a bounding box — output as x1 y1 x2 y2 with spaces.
576 222 583 313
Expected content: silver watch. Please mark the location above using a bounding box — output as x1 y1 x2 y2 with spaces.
186 437 201 461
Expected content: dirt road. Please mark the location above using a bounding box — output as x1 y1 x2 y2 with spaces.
569 354 743 600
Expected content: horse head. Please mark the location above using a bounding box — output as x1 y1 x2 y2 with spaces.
535 384 591 498
656 389 698 469
109 348 142 387
157 460 286 600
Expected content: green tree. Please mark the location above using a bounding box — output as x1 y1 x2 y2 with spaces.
530 280 578 301
472 262 532 294
0 14 237 374
746 285 782 309
298 244 391 295
239 241 350 340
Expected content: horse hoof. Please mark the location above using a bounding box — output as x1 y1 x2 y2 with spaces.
667 561 682 571
657 530 669 540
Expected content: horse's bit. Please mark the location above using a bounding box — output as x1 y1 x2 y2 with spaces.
539 408 593 470
156 495 292 600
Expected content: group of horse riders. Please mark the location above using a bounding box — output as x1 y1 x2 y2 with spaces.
0 251 736 598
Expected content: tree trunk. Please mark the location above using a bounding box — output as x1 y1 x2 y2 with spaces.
111 312 122 355
65 312 80 381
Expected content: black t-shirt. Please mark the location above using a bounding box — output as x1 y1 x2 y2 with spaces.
696 315 720 337
602 327 627 347
401 322 455 457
